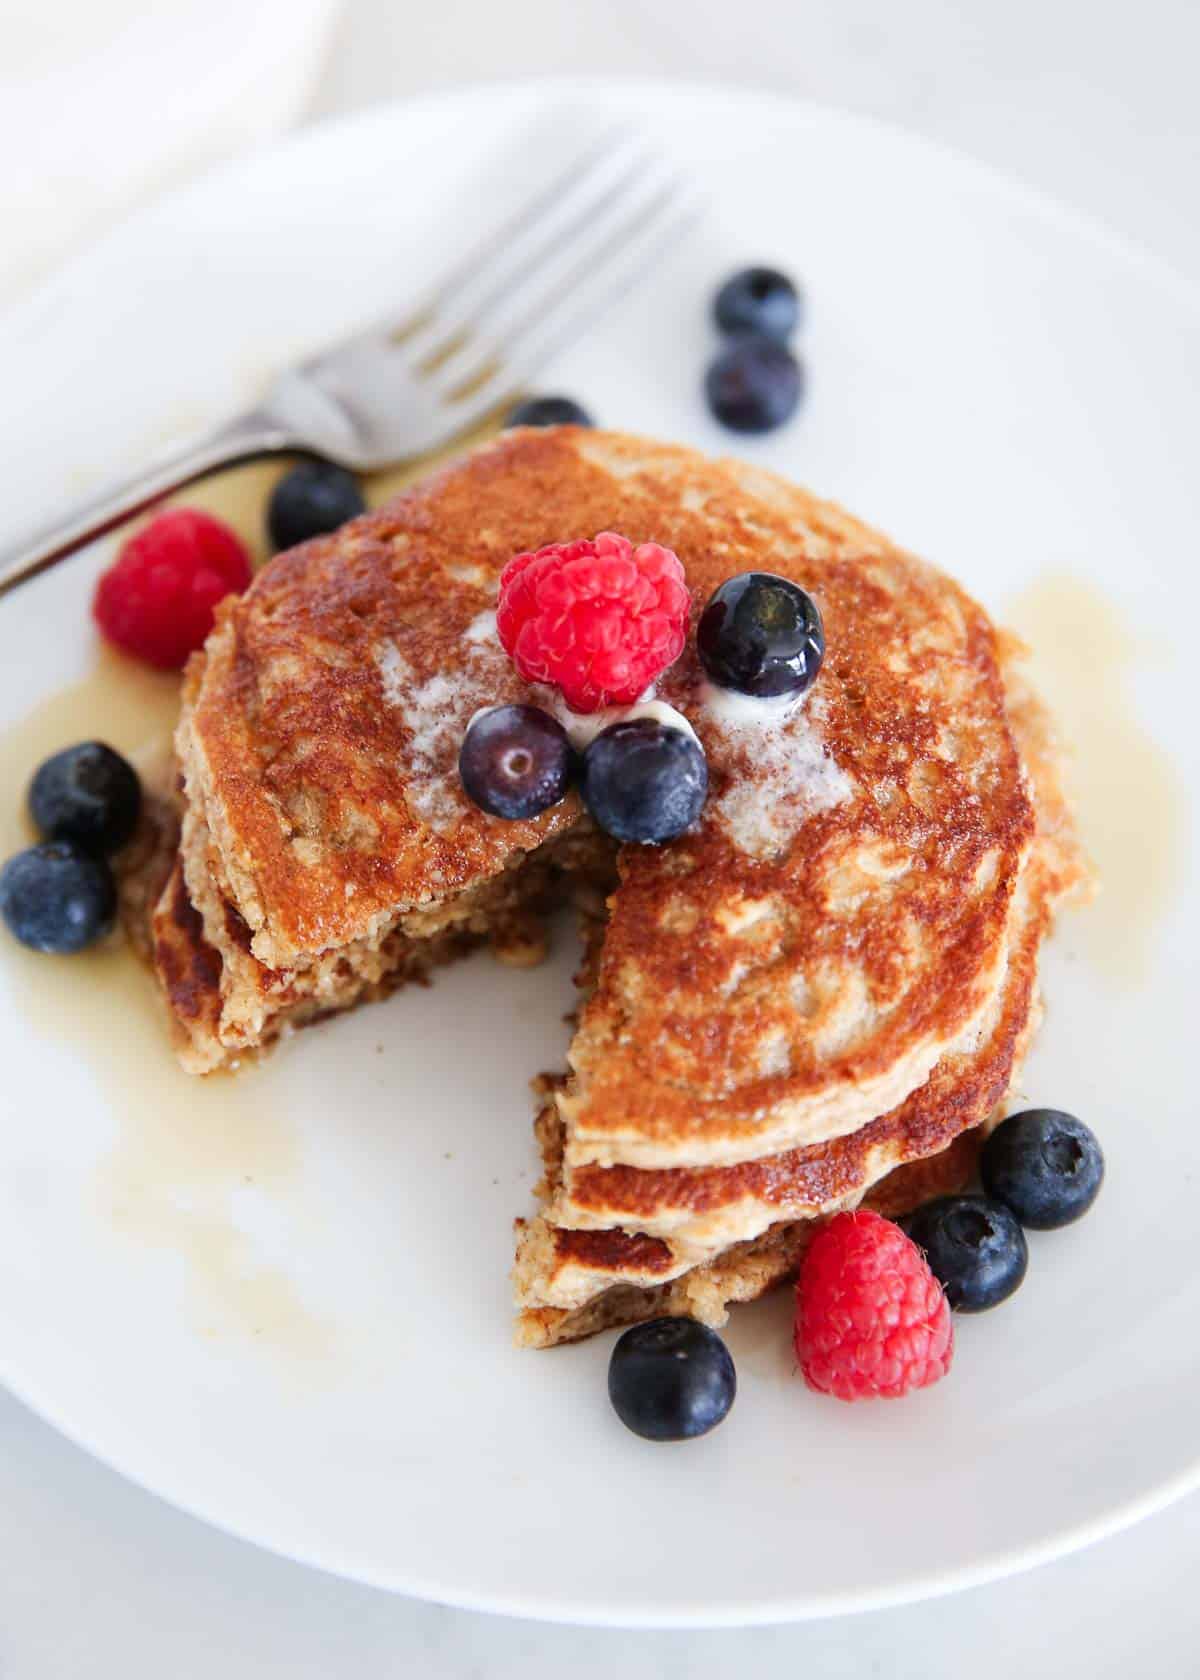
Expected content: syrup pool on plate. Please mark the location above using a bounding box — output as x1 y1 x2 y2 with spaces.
1005 569 1186 983
0 425 508 1358
0 644 334 1361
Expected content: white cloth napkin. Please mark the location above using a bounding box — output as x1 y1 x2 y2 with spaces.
0 0 341 306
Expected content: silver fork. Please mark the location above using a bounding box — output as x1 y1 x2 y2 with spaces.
0 133 693 599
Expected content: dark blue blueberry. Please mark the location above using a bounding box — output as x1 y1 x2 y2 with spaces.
267 460 366 552
698 571 825 700
608 1317 736 1441
459 704 573 820
905 1195 1028 1313
704 337 802 434
28 741 141 855
713 266 801 341
0 842 116 954
504 395 594 429
582 719 707 845
981 1109 1104 1230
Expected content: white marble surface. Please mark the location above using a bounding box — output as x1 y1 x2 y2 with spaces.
3 1 1199 1670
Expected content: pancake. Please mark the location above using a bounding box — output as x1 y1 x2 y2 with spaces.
169 430 1033 1184
513 843 1047 1331
514 1129 991 1349
158 800 612 1072
150 844 502 1072
141 425 1089 1351
535 650 1089 1257
535 876 1029 1257
511 652 1089 1342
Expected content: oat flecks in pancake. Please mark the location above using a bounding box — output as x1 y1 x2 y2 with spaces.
514 844 1046 1324
173 429 1034 1177
513 1129 987 1350
145 427 1090 1348
513 655 1089 1343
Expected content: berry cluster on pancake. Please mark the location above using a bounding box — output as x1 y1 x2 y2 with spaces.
141 428 1089 1343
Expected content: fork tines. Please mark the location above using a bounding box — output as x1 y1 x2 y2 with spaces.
383 132 695 412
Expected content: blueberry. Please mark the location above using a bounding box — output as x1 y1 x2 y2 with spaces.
713 267 801 341
705 337 802 434
459 704 573 820
28 741 141 855
981 1109 1104 1230
267 460 366 552
608 1317 736 1441
582 719 707 845
698 571 825 700
0 842 116 954
504 395 594 429
905 1195 1028 1312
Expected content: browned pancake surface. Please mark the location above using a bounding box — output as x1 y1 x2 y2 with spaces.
180 429 1034 1169
513 641 1090 1335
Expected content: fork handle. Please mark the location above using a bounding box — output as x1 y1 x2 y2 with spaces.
0 410 297 600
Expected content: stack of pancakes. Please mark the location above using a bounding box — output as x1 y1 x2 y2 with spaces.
147 428 1089 1346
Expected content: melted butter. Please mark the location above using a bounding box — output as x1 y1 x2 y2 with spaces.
1005 570 1186 982
0 650 331 1363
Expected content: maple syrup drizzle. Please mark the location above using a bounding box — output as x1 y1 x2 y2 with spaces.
1004 570 1185 982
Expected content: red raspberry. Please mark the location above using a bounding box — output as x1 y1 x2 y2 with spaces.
93 508 252 670
496 532 689 713
794 1209 953 1401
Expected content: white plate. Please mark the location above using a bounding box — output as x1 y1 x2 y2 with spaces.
0 80 1197 1627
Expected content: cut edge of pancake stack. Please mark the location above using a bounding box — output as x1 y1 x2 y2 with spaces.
133 427 1091 1349
512 651 1091 1346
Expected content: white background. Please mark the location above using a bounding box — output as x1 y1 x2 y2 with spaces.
3 0 1199 1671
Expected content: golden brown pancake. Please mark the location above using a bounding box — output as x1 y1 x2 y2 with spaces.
514 1130 991 1350
512 651 1089 1342
170 430 1032 1181
513 843 1047 1335
139 426 1088 1349
531 652 1089 1253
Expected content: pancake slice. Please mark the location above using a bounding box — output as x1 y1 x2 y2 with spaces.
514 1130 989 1350
512 845 1049 1338
153 807 614 1073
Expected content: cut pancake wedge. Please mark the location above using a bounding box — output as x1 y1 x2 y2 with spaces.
511 650 1091 1344
512 843 1050 1340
